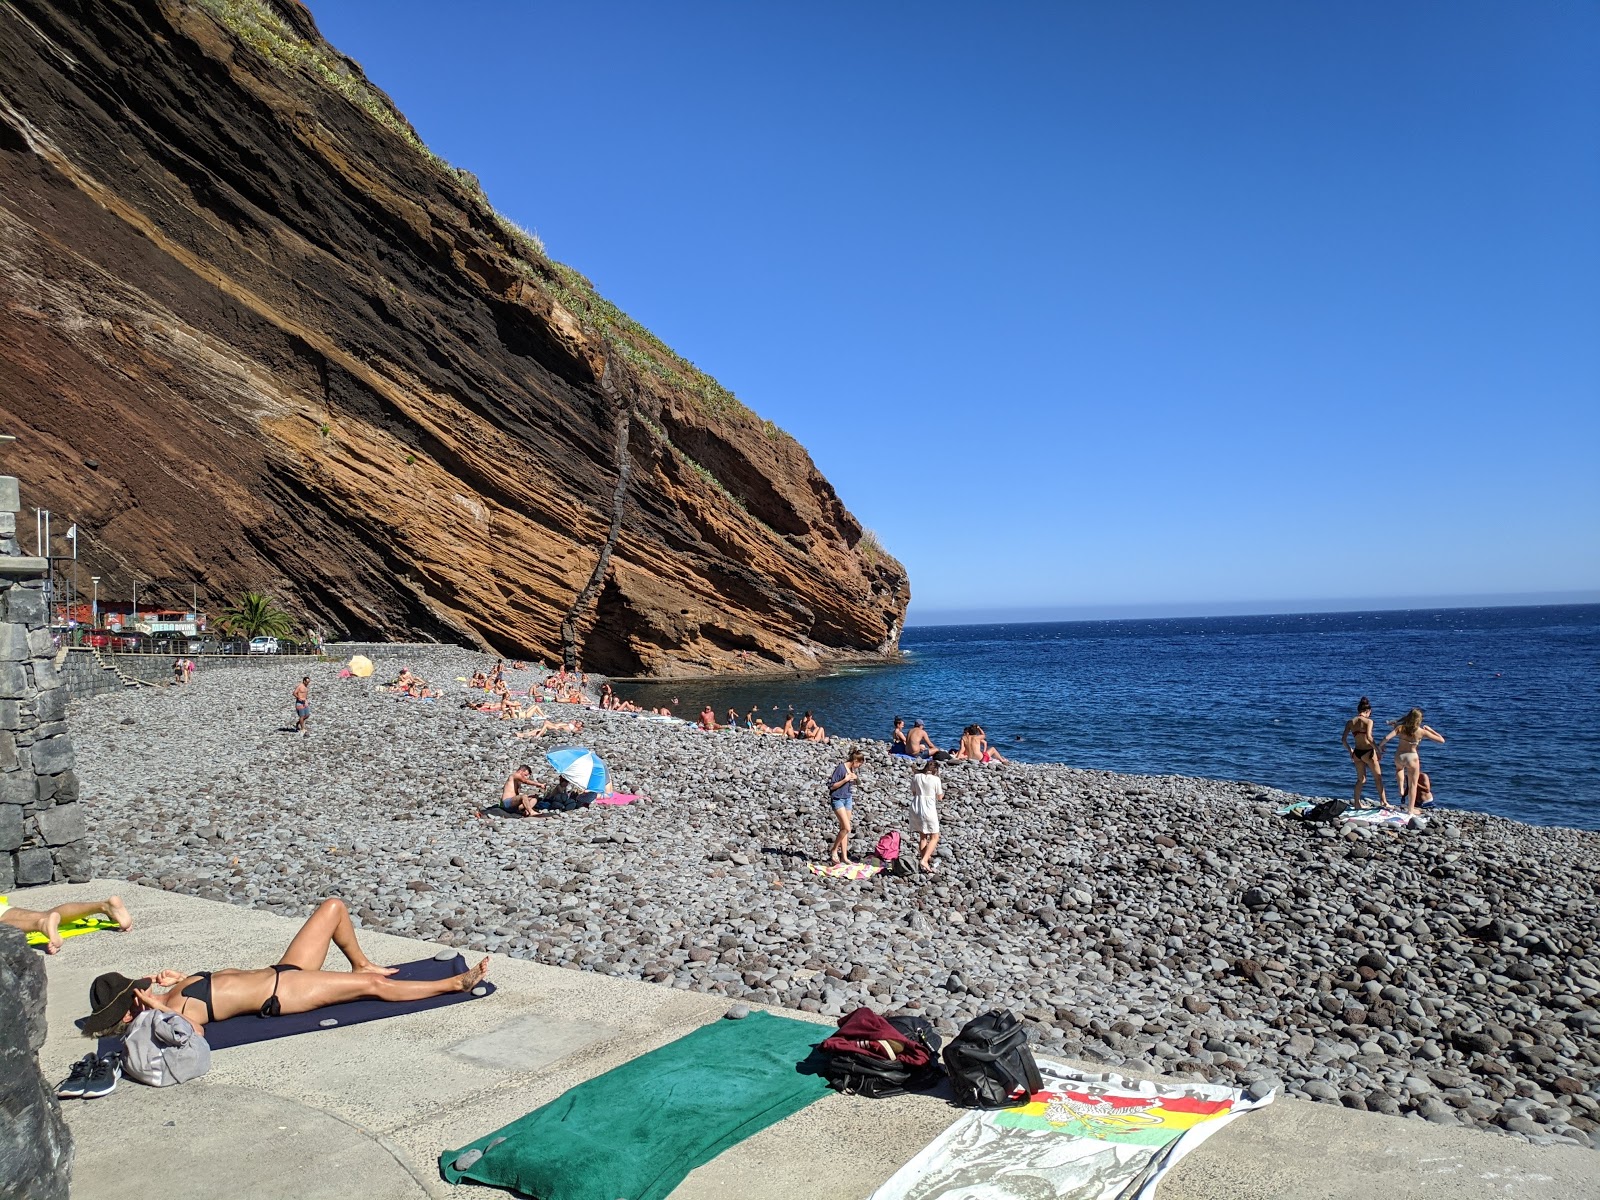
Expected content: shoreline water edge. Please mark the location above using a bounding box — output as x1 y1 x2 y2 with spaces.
73 650 1599 1150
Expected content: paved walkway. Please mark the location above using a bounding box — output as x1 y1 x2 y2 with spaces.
17 881 1599 1199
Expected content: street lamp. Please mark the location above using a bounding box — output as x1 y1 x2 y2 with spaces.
91 576 99 629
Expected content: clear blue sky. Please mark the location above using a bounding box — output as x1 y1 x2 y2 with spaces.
309 0 1599 622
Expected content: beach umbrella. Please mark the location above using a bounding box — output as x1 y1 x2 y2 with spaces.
545 746 609 794
348 655 374 678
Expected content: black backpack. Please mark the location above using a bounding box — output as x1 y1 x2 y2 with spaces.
820 1014 943 1099
1303 799 1350 823
943 1010 1043 1107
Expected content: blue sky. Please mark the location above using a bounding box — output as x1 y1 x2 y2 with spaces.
309 0 1599 621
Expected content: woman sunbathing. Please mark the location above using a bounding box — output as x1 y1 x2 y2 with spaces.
514 718 584 740
81 898 488 1038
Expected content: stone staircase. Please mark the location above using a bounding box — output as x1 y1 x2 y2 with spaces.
59 646 161 699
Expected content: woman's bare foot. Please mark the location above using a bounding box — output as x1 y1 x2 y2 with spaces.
354 962 399 976
456 958 490 991
42 911 62 954
107 896 133 931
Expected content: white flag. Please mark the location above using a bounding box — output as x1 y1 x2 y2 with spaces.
65 524 77 540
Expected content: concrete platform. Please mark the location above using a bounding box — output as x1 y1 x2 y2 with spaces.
15 881 1599 1199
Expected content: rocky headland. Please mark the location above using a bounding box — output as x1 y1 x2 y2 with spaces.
0 0 906 672
74 652 1600 1150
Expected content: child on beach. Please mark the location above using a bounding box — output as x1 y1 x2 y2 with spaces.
2 895 133 954
909 760 944 873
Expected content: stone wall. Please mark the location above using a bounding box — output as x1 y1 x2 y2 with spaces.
1 475 88 890
58 647 323 702
0 926 73 1200
1 579 87 889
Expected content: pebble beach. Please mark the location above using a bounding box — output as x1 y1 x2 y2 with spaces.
74 651 1600 1150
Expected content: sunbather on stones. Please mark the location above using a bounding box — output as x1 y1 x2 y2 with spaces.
499 764 539 814
515 718 584 740
1 894 133 954
698 705 719 731
905 720 939 758
80 897 488 1038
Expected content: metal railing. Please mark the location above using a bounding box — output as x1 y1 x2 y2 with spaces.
49 628 323 657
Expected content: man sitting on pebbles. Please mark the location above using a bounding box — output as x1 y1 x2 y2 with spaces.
2 894 134 954
497 764 539 815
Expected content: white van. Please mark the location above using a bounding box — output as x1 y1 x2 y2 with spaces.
247 636 280 654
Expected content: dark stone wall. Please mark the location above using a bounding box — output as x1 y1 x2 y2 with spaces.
0 926 73 1200
1 515 88 889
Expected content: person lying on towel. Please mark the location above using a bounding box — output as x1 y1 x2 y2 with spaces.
79 898 489 1038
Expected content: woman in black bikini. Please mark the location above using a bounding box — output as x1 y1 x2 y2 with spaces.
81 897 489 1037
1340 697 1388 808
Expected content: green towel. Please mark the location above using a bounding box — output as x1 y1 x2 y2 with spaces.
440 1010 830 1200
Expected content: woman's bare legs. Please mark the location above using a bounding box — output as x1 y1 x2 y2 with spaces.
1395 752 1420 814
275 958 490 1014
278 897 394 975
1 907 62 952
2 897 130 953
830 805 852 864
49 896 133 930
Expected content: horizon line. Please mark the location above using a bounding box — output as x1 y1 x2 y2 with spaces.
903 590 1600 627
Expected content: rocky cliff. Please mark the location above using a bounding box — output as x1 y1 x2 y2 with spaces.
0 0 907 676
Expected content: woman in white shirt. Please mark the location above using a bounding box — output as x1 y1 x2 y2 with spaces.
909 761 945 873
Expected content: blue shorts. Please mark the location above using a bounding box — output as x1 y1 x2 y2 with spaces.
830 795 853 812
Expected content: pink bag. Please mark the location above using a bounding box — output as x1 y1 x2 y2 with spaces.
874 830 901 861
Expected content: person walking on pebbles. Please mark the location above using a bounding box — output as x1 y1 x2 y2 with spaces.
1381 708 1445 815
1341 697 1388 809
826 748 865 865
909 760 944 873
292 675 311 737
2 895 133 954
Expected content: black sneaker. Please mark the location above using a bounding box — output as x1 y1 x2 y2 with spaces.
80 1053 120 1099
56 1053 97 1099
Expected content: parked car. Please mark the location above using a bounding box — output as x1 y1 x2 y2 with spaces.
248 636 281 655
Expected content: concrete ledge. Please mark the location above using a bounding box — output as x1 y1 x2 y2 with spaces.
16 881 1599 1199
0 556 48 578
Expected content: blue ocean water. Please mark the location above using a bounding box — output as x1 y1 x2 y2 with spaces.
612 604 1600 831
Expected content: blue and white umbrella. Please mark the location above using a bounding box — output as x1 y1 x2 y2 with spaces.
545 746 609 794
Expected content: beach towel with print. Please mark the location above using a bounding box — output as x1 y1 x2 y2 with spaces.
869 1058 1272 1200
807 862 882 880
439 1010 830 1200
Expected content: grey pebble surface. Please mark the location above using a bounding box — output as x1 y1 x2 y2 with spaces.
74 650 1600 1150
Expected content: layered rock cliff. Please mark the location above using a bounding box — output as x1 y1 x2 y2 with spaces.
0 0 907 675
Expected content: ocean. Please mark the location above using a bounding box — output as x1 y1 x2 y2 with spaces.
611 604 1600 831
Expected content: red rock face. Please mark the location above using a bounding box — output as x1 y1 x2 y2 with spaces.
0 0 908 675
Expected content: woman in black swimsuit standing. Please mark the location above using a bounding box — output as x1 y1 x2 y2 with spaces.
1340 697 1388 808
82 897 489 1037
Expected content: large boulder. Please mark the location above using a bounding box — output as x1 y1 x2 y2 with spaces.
0 925 73 1199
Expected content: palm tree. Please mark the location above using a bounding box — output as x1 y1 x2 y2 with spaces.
217 591 295 639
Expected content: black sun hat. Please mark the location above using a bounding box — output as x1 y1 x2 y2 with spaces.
80 972 153 1038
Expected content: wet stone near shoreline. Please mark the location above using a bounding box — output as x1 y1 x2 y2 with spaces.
73 651 1600 1150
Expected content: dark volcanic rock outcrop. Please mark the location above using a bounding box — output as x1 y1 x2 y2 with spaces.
0 0 907 674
